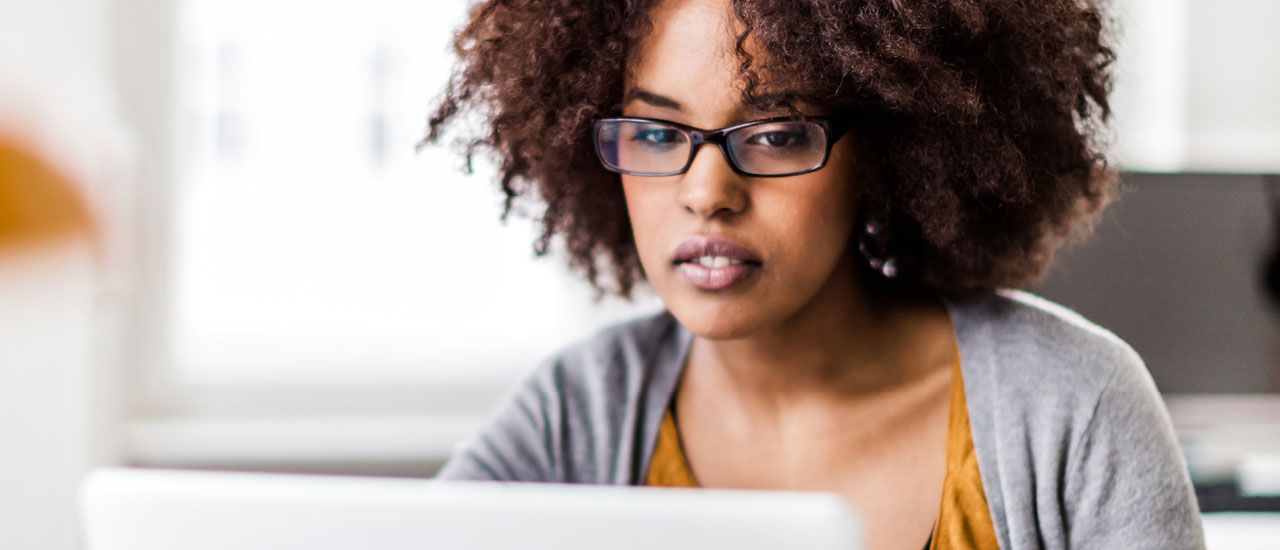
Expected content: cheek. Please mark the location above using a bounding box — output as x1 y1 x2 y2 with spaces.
620 177 669 270
778 167 857 232
759 172 859 278
784 199 854 260
801 146 860 251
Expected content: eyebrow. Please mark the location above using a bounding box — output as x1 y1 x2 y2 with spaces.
620 88 817 121
622 88 683 111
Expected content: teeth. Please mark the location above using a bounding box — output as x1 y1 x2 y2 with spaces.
694 256 741 268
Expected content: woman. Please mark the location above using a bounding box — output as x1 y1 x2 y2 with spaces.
423 0 1204 548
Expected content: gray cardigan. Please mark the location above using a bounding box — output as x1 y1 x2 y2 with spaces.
438 290 1205 549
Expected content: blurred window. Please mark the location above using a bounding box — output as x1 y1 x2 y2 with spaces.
162 0 657 425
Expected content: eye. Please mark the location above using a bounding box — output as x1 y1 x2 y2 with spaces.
631 128 681 144
745 130 808 148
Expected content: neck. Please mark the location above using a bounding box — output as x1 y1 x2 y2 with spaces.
687 257 955 409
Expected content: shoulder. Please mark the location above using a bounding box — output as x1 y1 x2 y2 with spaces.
947 288 1145 401
946 289 1159 476
949 291 1202 547
953 289 1140 364
504 309 688 483
438 310 687 483
527 309 687 402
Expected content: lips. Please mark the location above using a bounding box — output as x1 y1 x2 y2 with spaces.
672 237 763 265
672 237 763 290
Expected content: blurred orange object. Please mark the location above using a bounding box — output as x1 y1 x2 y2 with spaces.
0 136 94 253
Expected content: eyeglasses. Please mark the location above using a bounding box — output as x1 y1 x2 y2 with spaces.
592 115 854 178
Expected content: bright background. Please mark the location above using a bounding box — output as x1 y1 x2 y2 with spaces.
1 0 1279 548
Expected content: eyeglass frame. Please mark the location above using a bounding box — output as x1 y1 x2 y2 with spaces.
591 114 857 178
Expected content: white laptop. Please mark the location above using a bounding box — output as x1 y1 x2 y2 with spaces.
81 467 863 550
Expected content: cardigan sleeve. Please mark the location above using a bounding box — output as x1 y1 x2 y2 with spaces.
434 360 561 482
1062 346 1205 550
431 311 685 485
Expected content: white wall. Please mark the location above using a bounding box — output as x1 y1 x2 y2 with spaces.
1111 0 1280 173
0 0 129 549
0 246 104 550
1185 0 1280 172
1110 0 1190 171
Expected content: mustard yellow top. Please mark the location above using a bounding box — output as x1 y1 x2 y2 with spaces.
646 350 999 550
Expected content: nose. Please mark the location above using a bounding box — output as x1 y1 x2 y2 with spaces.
676 144 748 219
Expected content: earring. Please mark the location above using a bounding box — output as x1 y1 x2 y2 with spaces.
858 222 898 278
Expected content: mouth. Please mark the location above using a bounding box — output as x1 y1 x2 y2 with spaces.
671 237 763 291
675 255 761 268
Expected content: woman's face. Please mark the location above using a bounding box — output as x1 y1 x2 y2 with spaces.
622 0 862 340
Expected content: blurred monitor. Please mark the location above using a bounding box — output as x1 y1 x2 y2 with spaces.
1035 172 1280 394
81 468 863 550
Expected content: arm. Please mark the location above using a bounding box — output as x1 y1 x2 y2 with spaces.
434 362 560 482
1064 347 1205 549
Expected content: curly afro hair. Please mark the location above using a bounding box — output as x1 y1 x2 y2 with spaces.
424 0 1116 298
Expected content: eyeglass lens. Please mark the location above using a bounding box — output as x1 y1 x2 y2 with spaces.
596 120 828 176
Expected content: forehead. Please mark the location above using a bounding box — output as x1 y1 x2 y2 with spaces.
638 0 739 56
625 0 745 118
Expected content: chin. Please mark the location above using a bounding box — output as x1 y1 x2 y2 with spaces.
663 294 774 341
